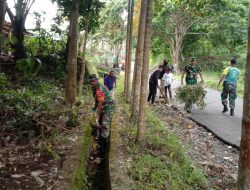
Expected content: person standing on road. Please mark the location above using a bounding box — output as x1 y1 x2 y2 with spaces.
89 74 115 164
104 70 117 99
181 57 205 112
181 57 204 86
217 59 241 116
162 69 174 100
147 65 163 104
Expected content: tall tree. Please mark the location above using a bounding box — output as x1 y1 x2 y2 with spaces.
78 0 104 95
99 0 127 65
124 0 131 95
136 0 152 146
237 9 250 190
124 0 134 101
0 0 6 71
66 0 79 105
53 0 104 95
131 0 147 120
0 0 6 33
6 0 35 60
152 0 232 72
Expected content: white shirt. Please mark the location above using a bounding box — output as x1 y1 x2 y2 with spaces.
162 73 173 86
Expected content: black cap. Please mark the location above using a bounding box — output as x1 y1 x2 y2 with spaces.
88 74 98 82
231 59 237 65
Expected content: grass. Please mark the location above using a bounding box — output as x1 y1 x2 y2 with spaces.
116 76 207 190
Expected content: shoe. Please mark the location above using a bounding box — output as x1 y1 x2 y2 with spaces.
222 106 228 113
230 109 234 116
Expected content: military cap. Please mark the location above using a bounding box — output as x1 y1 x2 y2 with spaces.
190 57 197 61
88 74 98 82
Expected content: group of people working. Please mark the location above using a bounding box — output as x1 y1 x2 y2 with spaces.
86 57 240 167
148 57 241 116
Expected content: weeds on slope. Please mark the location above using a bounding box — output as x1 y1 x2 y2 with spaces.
116 77 207 190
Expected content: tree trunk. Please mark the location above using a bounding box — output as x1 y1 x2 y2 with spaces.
78 24 89 95
136 0 152 147
12 18 26 60
237 10 250 190
0 0 6 33
125 0 134 101
66 0 79 105
131 0 147 121
0 0 6 71
124 0 132 95
172 48 180 73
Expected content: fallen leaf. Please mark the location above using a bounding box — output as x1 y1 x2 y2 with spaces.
230 173 238 181
11 174 25 178
169 152 175 158
31 170 44 177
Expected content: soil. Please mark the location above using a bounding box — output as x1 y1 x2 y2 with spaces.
0 127 85 190
152 102 239 190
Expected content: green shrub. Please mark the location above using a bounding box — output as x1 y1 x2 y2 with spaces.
176 85 207 111
17 57 42 78
0 73 10 91
0 80 64 138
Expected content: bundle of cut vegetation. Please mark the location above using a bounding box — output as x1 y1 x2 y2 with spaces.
175 85 207 111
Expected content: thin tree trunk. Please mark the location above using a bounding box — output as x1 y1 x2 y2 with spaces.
237 10 250 190
126 0 134 101
12 18 26 59
124 0 132 95
6 1 34 60
131 0 147 121
78 24 89 95
66 0 79 105
136 0 152 147
0 0 6 71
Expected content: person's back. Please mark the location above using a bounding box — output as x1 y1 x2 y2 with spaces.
104 71 116 91
162 72 173 87
149 69 160 83
224 66 240 83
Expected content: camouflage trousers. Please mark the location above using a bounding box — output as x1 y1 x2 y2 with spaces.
93 109 113 158
221 81 237 109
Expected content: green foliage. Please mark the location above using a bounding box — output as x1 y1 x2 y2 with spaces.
17 57 42 78
53 0 105 33
0 79 64 139
0 73 10 91
97 0 127 47
176 85 207 111
152 0 249 73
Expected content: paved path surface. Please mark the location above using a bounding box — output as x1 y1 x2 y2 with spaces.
172 81 242 148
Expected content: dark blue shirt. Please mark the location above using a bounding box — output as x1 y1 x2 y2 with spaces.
104 75 116 91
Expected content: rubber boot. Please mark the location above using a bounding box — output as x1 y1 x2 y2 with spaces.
222 105 228 113
230 108 234 116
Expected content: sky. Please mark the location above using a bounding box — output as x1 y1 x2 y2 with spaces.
6 0 58 30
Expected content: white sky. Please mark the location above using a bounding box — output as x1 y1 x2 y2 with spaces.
6 0 58 30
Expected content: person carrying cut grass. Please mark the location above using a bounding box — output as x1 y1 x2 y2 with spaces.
217 59 241 116
181 57 205 112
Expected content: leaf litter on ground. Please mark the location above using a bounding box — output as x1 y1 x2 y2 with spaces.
152 102 239 189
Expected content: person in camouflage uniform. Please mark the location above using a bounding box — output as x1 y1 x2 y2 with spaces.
88 74 115 163
217 59 241 116
181 57 204 86
181 57 205 112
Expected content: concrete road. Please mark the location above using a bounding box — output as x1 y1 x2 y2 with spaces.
172 81 242 148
